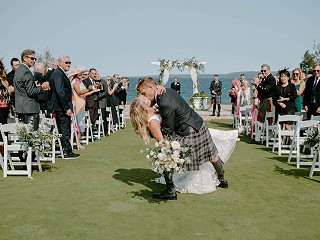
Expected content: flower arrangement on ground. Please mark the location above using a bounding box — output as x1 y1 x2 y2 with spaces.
189 91 211 110
17 123 57 157
305 124 320 150
142 138 192 178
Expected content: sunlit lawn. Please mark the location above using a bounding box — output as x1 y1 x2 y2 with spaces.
1 119 320 240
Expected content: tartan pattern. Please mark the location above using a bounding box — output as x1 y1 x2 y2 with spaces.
257 98 273 123
212 95 221 105
174 123 218 171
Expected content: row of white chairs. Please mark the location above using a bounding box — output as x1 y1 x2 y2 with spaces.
236 106 320 177
0 105 127 178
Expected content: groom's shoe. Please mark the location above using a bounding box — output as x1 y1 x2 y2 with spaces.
152 189 177 200
218 179 228 188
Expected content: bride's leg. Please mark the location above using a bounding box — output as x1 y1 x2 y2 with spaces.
210 155 228 188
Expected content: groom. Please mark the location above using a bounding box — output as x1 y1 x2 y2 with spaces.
136 77 228 200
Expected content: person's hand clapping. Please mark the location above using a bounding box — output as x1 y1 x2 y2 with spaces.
41 81 50 91
66 109 72 116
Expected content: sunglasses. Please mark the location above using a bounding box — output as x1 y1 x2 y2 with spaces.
27 56 37 61
83 73 89 76
313 70 320 73
261 70 267 73
65 61 71 65
293 73 300 76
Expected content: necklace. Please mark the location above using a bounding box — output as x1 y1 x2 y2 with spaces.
281 84 288 97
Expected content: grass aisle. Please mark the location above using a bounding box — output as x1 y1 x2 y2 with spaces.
1 119 320 240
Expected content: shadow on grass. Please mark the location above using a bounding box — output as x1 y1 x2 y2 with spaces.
113 168 171 204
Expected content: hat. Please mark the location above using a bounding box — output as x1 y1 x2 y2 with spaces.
232 78 238 86
69 65 86 77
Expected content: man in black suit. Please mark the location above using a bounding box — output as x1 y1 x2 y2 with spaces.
303 63 320 119
7 57 20 113
136 77 228 200
170 77 181 94
82 68 101 128
210 74 222 117
14 49 49 130
50 55 80 159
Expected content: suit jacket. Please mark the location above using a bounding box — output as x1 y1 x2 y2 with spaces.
98 79 108 108
50 67 72 113
157 88 203 137
303 75 320 107
34 72 48 102
210 80 222 96
13 64 44 114
256 73 276 100
116 82 127 105
83 77 99 108
170 82 181 94
7 70 15 86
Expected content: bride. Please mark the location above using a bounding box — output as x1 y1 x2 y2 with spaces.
130 95 238 194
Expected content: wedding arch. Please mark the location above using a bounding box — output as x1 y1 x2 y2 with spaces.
150 57 206 94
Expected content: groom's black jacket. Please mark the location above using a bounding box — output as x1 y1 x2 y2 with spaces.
156 88 203 137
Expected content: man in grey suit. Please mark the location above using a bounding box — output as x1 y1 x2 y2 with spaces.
136 77 228 200
14 49 50 130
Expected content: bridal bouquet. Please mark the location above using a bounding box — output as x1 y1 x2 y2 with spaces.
305 124 320 150
142 139 192 175
17 123 57 157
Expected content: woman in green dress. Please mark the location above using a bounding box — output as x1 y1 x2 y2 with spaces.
291 68 305 112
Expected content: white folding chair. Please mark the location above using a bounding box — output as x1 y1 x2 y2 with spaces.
39 117 64 163
70 113 80 150
0 123 40 178
288 120 319 168
309 149 320 177
272 115 303 155
94 108 105 139
118 105 126 129
244 106 252 135
106 107 114 136
81 111 94 145
311 115 320 121
250 108 258 139
261 111 276 147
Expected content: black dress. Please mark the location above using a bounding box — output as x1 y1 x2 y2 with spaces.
273 83 297 116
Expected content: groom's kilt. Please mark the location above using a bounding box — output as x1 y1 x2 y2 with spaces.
174 123 218 171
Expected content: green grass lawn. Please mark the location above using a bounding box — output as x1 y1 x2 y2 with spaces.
1 119 320 240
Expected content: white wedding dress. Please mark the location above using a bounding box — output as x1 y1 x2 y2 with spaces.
149 115 238 194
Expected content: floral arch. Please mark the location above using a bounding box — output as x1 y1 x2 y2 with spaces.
151 57 206 94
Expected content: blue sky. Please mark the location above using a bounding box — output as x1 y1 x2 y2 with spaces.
1 0 319 76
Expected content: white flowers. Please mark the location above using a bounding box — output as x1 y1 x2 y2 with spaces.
142 138 192 175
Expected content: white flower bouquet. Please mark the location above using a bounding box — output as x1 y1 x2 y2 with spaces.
142 139 192 175
305 124 320 150
17 123 58 157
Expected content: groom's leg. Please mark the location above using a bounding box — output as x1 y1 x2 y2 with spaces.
211 156 228 188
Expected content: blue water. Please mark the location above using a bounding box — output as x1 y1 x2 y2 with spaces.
126 75 235 104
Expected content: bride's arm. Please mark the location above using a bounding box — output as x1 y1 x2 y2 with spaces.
148 119 164 142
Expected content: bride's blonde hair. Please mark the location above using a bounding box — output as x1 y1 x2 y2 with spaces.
130 95 150 144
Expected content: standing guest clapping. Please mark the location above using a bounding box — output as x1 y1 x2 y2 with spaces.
14 49 49 130
82 68 101 129
291 68 305 113
50 55 80 159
